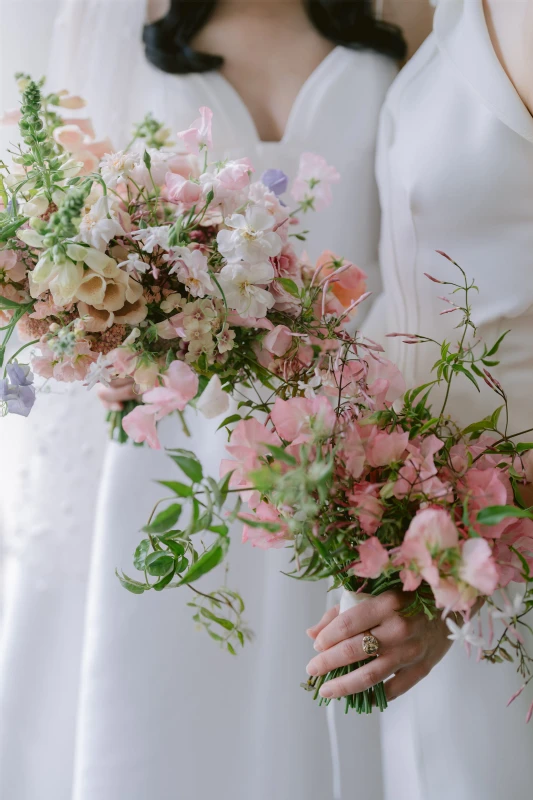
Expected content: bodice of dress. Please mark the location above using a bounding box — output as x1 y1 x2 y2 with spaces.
372 0 533 431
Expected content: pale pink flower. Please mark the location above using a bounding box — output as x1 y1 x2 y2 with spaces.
271 396 336 445
165 173 202 205
291 153 340 211
463 467 513 538
222 418 281 508
242 502 289 550
315 250 368 312
142 360 199 418
395 508 459 590
365 429 409 468
196 375 229 419
492 518 533 586
31 339 96 383
365 355 406 408
459 538 499 595
339 427 366 479
53 124 86 151
262 325 293 357
57 93 86 109
433 577 477 613
393 435 451 500
523 450 533 483
0 108 22 126
122 405 160 450
350 490 385 536
178 106 213 154
351 536 389 578
107 347 137 377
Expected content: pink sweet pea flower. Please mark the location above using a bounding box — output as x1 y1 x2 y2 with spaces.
350 489 385 536
263 325 293 357
523 450 533 483
351 536 389 579
165 173 202 205
365 355 406 407
432 577 477 613
492 518 533 586
271 395 336 445
339 427 366 480
222 418 281 508
459 538 500 595
122 405 160 449
215 158 253 192
395 508 459 590
242 502 289 549
178 106 213 154
142 360 199 418
315 251 368 312
291 153 340 211
463 467 513 538
365 428 409 468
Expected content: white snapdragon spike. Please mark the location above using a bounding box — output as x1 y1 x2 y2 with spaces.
196 375 230 419
118 253 150 274
84 354 114 390
169 249 214 298
20 194 49 218
217 205 282 263
132 225 170 253
446 618 485 648
217 261 275 319
17 228 45 249
65 244 118 277
78 196 126 251
100 150 139 188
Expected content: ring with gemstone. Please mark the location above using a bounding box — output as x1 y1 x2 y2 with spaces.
362 632 380 657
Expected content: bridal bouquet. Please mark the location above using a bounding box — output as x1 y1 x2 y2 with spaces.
0 77 346 435
2 79 532 720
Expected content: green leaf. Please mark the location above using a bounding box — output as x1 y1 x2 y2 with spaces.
145 551 176 577
133 539 150 571
116 570 146 594
143 149 152 169
209 523 229 536
200 607 234 631
217 413 242 431
142 503 182 534
172 455 203 483
268 444 298 465
453 364 480 391
517 443 533 454
227 642 237 655
157 480 193 497
165 540 185 558
484 330 510 358
218 470 234 503
418 417 440 435
153 571 175 591
238 515 281 533
0 296 29 310
476 505 533 526
277 277 300 298
177 538 229 586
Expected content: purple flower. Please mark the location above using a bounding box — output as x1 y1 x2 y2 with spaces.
0 362 36 417
261 169 289 197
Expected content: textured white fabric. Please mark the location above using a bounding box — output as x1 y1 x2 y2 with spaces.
0 2 396 798
371 1 533 797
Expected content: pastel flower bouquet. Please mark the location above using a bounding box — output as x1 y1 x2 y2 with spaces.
1 78 532 720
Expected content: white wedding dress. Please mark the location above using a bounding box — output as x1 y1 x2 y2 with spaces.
0 2 396 799
366 1 533 797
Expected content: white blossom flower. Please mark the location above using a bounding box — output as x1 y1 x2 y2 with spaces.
84 354 113 390
78 196 125 251
446 618 485 648
491 586 527 621
196 375 230 419
169 249 214 297
131 225 170 253
118 252 150 274
217 261 275 319
217 205 282 263
100 150 139 188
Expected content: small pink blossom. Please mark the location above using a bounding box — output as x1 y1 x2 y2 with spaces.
339 427 366 479
395 508 459 590
433 577 477 613
142 360 199 418
463 467 513 538
271 396 336 445
291 153 340 211
165 173 202 205
492 518 533 586
178 107 213 154
263 325 293 357
351 537 389 578
242 502 289 550
365 429 409 468
122 405 160 449
350 490 385 536
459 538 500 595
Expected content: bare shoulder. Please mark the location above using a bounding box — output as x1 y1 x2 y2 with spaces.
484 0 533 114
382 0 435 61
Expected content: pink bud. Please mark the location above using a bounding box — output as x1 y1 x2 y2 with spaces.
507 685 526 707
527 700 533 724
424 272 444 284
440 307 460 315
436 250 455 263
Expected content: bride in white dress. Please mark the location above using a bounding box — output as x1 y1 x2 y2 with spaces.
0 1 408 798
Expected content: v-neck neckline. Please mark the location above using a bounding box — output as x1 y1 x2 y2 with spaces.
203 45 347 147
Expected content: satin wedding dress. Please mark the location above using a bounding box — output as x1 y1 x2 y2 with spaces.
365 1 533 797
0 2 396 798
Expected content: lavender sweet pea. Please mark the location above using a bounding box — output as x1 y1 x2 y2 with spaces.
0 362 36 417
261 169 289 197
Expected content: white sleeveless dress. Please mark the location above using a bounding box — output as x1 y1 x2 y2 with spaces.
0 4 396 798
368 1 533 798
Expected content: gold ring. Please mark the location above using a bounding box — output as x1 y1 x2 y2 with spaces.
362 632 380 657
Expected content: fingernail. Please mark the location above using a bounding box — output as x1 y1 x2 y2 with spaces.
306 627 316 639
306 661 318 676
319 685 333 698
313 641 322 652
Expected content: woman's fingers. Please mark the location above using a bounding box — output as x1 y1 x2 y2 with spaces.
319 654 397 699
306 605 339 640
384 662 430 701
313 591 405 653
